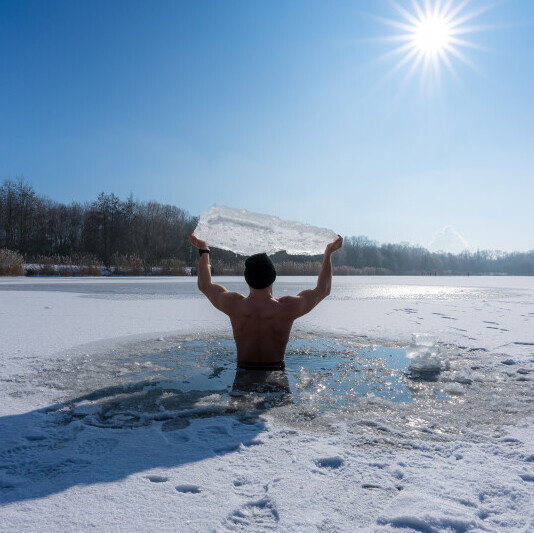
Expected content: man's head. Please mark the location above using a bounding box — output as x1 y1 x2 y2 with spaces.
244 253 276 289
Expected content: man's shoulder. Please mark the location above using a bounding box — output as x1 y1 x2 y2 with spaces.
214 291 245 311
222 291 246 302
276 295 301 308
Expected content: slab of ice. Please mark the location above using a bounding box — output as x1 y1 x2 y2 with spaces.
406 334 443 373
194 205 338 256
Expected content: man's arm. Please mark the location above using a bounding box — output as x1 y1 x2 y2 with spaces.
188 233 243 314
281 235 343 319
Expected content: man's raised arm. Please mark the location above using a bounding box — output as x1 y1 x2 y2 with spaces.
188 233 242 314
282 235 343 319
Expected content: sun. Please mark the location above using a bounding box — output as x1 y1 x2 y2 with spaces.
376 0 491 86
413 15 451 55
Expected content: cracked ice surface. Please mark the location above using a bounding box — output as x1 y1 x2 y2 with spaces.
194 205 338 255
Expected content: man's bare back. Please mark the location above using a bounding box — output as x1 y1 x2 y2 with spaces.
227 293 297 367
188 233 343 368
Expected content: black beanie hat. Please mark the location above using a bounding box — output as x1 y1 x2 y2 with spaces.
244 253 276 289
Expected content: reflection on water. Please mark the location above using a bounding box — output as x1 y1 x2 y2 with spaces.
125 338 431 409
230 368 292 410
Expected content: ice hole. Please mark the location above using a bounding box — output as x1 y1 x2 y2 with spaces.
52 337 452 430
123 337 431 409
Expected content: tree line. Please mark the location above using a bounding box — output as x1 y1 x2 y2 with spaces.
331 236 534 276
1 177 533 275
0 178 197 271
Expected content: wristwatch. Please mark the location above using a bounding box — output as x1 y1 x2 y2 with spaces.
199 249 210 256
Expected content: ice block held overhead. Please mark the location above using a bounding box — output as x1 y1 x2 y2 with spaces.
194 206 338 256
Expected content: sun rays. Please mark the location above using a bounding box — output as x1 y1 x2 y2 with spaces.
375 0 493 88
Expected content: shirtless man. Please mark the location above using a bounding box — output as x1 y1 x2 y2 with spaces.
188 233 343 370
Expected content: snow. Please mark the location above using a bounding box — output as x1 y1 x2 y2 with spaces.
1 275 533 532
194 205 338 255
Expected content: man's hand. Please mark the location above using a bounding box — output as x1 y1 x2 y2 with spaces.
325 235 343 255
189 232 208 250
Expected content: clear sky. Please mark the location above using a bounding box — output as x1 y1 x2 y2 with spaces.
1 0 533 252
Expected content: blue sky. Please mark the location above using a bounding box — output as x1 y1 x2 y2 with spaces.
1 0 533 252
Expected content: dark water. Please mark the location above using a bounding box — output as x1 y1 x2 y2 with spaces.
125 338 418 409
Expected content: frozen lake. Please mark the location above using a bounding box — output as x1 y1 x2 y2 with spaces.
1 274 532 301
1 276 533 532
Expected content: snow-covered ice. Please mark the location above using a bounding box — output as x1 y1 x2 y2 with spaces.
1 275 533 532
194 205 338 255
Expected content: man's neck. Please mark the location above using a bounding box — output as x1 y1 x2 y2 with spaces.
248 285 274 299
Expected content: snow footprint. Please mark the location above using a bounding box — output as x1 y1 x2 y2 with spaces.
23 458 91 481
77 438 118 456
175 484 201 494
1 442 92 481
232 477 251 498
232 476 268 499
314 456 344 469
145 475 169 483
0 443 48 464
221 497 279 532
